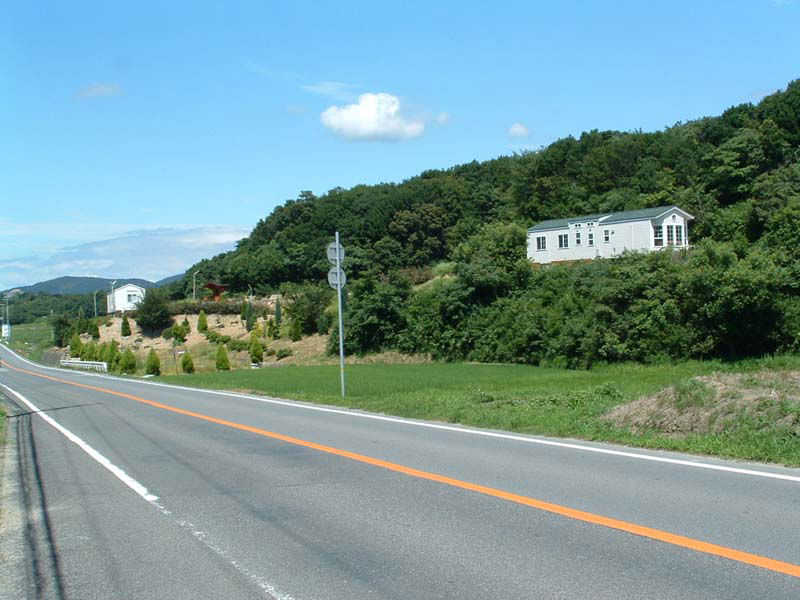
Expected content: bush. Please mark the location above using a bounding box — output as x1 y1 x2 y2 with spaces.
276 347 292 360
145 349 161 376
135 288 173 334
90 321 100 340
226 339 248 352
161 326 174 340
249 336 263 363
182 316 191 333
215 345 230 370
80 341 97 361
181 351 195 374
274 299 282 327
119 348 137 374
69 333 83 357
282 283 334 335
121 315 132 337
172 324 187 344
289 319 302 342
265 347 276 356
197 310 208 332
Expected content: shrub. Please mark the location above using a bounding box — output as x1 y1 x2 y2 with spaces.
245 303 255 331
282 282 334 335
265 347 276 356
90 321 100 340
172 324 187 343
290 319 302 342
197 310 208 332
274 299 282 327
80 341 97 361
181 351 195 374
226 339 248 352
69 333 83 357
145 349 161 376
249 336 263 363
135 288 173 334
276 347 292 360
161 326 174 340
215 345 230 370
182 316 191 333
121 315 132 337
119 348 137 374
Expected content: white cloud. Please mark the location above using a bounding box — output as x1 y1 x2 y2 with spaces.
0 225 249 290
436 111 451 125
508 123 530 138
302 81 360 102
77 82 123 99
321 93 425 141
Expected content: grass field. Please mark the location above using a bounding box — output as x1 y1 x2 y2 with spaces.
6 318 54 363
158 355 800 466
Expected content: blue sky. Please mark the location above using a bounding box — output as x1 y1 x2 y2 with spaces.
1 0 798 289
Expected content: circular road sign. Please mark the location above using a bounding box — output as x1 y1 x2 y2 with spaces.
326 242 345 264
327 267 347 289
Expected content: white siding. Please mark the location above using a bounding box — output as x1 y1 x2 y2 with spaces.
106 284 145 313
528 208 691 266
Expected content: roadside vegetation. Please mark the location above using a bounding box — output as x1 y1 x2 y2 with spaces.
157 355 800 466
5 318 54 363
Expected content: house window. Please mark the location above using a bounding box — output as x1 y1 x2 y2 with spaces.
604 229 610 243
676 225 683 245
653 225 663 247
588 232 594 246
667 225 675 246
558 234 569 249
127 294 138 303
575 231 581 245
536 236 546 251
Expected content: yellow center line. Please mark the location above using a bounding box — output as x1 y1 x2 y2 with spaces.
7 362 800 578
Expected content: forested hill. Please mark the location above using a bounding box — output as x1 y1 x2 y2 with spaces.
173 79 799 296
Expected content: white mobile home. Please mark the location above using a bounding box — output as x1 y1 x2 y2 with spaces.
106 283 146 313
527 205 693 266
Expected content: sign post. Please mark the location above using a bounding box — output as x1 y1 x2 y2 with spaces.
327 233 346 398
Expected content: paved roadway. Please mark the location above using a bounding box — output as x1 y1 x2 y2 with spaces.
0 344 798 599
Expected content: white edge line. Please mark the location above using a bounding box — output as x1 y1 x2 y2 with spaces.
2 344 799 484
0 382 159 502
0 378 296 600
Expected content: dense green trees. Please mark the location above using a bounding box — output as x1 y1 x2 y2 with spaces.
135 289 173 334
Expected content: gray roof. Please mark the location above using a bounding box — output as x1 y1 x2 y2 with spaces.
527 205 692 232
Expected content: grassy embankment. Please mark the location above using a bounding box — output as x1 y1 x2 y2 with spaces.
158 355 800 466
5 318 54 363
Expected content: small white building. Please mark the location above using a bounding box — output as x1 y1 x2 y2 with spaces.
107 283 146 313
527 205 693 266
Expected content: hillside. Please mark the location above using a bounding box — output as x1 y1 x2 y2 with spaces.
166 79 800 298
153 79 800 367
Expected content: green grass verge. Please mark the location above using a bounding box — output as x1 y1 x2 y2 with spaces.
157 356 800 466
6 318 54 363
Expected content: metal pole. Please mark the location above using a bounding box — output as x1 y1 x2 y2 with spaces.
335 231 346 398
93 290 98 317
193 271 198 301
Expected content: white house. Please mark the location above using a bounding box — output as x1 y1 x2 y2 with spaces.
106 283 146 313
527 205 694 266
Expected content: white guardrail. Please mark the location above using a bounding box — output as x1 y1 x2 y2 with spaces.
60 359 108 373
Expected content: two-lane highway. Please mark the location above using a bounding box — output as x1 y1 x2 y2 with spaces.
1 344 798 599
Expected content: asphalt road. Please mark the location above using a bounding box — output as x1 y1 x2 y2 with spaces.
0 344 798 599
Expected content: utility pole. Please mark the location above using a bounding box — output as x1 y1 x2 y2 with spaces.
192 271 199 301
93 290 99 317
110 280 117 314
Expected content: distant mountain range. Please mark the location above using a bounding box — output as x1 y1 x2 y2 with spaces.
3 274 183 296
